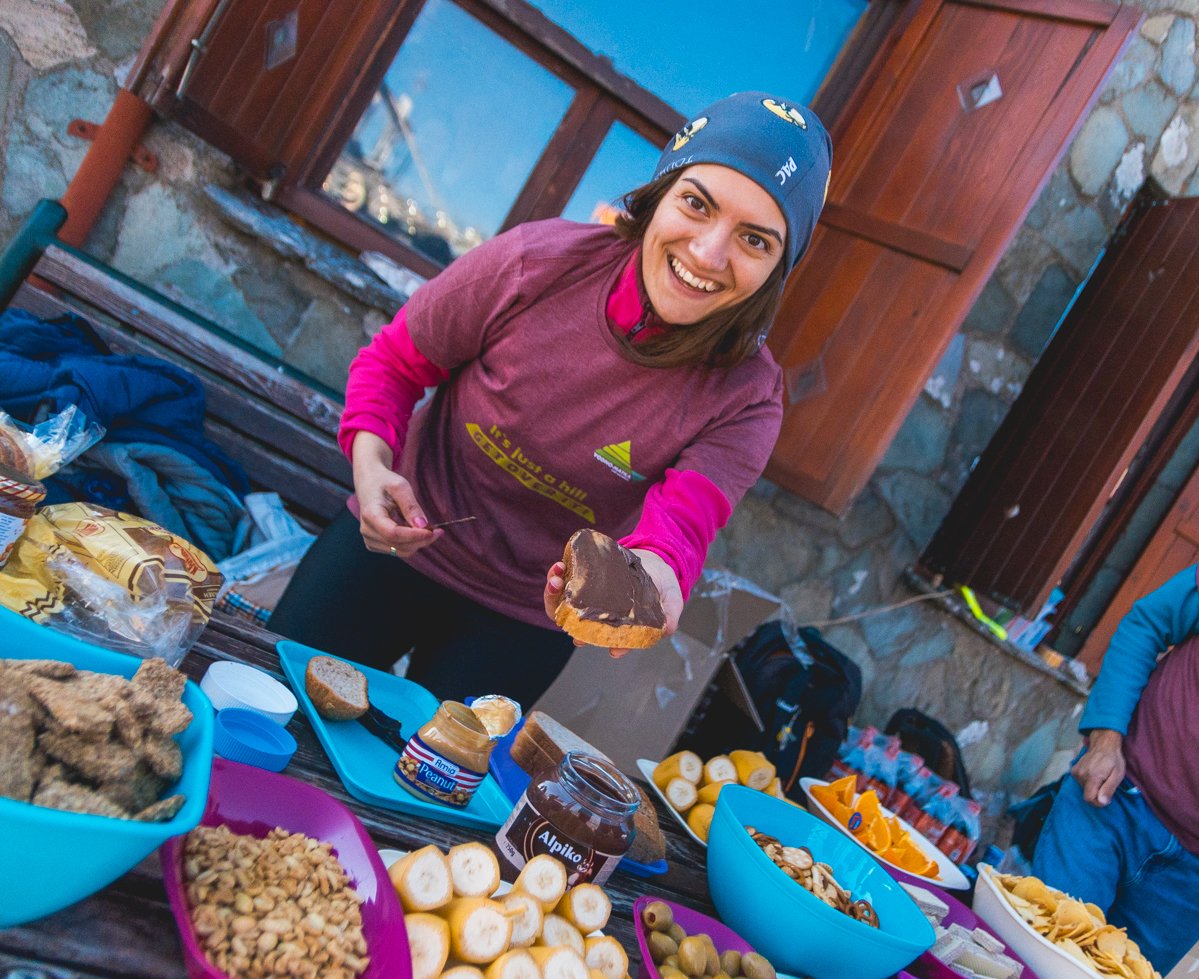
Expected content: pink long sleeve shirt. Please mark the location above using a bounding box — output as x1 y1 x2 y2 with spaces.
339 219 783 626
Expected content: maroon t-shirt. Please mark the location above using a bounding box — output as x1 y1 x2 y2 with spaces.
399 219 783 625
1124 590 1199 853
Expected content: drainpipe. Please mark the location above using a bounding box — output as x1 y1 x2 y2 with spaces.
53 0 197 247
57 88 155 249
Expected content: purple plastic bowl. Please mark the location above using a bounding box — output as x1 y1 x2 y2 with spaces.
160 757 410 979
634 896 755 979
894 881 1039 979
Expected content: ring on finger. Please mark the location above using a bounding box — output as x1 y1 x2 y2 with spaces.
389 546 397 557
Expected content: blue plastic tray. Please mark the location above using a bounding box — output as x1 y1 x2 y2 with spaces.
277 640 514 832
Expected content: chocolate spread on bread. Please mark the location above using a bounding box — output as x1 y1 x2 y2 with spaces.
560 530 665 630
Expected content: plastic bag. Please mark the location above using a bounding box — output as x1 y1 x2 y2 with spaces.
0 405 105 480
0 502 222 667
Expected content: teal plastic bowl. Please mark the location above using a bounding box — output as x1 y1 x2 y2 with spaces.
0 606 214 927
707 785 934 979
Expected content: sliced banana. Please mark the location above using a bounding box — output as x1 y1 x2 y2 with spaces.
391 845 454 912
499 889 544 948
436 897 514 964
514 853 569 911
555 883 612 934
484 948 541 979
584 934 629 979
449 841 502 898
527 945 590 979
404 912 450 979
538 912 586 955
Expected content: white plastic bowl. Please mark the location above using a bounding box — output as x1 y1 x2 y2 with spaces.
200 660 298 725
972 864 1098 979
800 777 970 891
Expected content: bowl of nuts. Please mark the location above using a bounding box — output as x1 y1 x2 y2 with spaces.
707 785 934 979
161 756 409 979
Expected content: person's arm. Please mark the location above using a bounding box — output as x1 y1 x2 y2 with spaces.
338 306 449 464
1073 564 1199 804
542 365 784 654
338 308 451 556
621 468 730 595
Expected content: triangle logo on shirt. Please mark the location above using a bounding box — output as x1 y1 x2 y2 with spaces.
593 440 645 482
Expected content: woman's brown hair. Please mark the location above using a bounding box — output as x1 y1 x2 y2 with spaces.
611 170 788 369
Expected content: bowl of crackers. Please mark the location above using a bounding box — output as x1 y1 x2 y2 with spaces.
0 605 214 927
707 785 934 979
974 864 1163 979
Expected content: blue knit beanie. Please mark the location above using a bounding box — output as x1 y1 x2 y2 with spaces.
653 92 832 271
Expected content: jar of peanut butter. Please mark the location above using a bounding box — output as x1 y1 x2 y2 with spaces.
0 463 45 568
394 701 494 808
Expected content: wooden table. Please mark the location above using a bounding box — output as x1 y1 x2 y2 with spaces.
0 613 713 979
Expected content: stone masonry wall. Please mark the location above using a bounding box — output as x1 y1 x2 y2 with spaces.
2 0 1197 838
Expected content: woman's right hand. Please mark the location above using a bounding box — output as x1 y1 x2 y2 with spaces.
352 431 442 558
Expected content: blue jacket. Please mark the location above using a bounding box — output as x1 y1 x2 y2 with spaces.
0 308 249 496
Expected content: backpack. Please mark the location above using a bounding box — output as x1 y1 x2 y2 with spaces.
885 708 973 799
679 620 863 798
1006 776 1064 860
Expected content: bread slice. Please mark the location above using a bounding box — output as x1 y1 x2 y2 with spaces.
553 530 665 649
511 711 666 863
0 422 32 477
305 655 369 720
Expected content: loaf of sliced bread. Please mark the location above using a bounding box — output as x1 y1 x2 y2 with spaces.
511 710 666 863
305 655 369 720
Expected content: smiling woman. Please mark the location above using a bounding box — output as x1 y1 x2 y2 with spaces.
269 93 832 710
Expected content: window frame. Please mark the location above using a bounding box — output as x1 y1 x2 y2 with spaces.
152 0 683 279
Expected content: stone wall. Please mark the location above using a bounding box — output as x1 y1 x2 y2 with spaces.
3 1 1197 835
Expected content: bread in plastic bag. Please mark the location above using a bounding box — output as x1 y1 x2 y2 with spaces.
0 406 105 480
0 502 222 667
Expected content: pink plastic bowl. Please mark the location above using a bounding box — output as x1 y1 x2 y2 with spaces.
160 756 410 979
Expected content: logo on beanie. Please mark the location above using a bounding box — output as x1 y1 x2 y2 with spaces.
762 98 807 130
672 116 709 151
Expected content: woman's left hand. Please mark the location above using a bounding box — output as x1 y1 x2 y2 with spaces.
542 550 682 658
617 549 682 657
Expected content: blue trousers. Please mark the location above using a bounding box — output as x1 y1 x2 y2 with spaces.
1032 769 1199 975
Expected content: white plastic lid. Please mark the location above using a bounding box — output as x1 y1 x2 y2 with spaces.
201 660 298 726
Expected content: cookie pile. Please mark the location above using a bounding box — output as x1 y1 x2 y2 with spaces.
0 656 191 821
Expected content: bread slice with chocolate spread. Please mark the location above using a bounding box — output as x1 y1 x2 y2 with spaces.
553 529 666 649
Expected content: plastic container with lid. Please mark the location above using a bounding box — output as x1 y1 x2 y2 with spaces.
494 750 640 887
0 463 45 567
394 700 495 808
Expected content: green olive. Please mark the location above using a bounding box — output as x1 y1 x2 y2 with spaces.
741 952 777 979
677 936 709 977
643 900 675 933
648 931 679 965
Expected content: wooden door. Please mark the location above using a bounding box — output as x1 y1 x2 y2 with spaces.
922 193 1199 614
1078 464 1199 672
765 0 1140 514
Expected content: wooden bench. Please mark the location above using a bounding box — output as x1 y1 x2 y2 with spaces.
0 200 353 530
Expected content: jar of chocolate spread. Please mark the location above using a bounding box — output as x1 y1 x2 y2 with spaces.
495 751 640 886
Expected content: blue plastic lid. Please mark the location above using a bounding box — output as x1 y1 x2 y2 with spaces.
213 707 297 772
